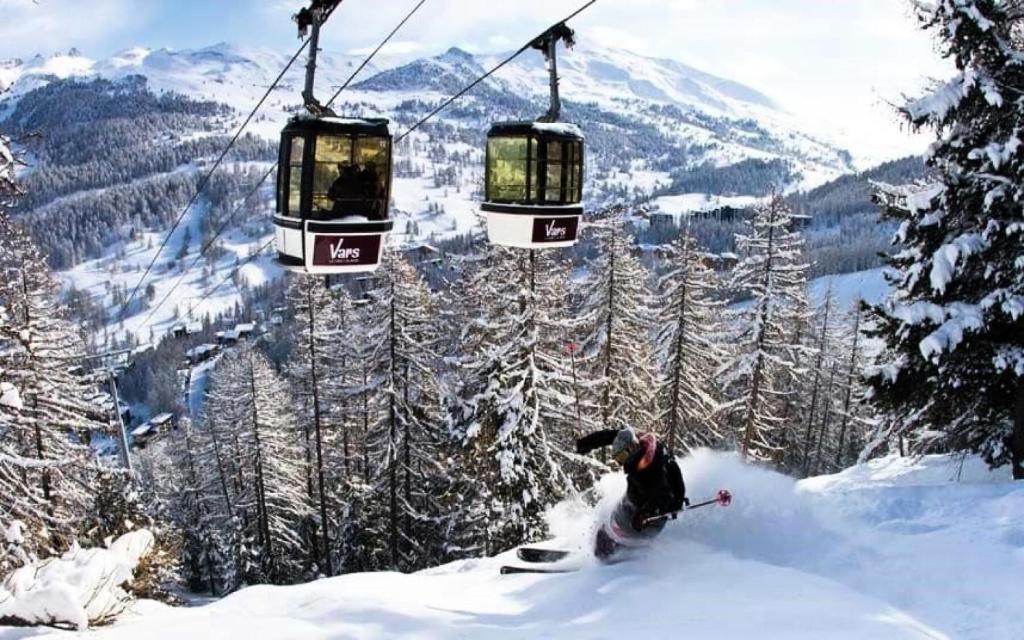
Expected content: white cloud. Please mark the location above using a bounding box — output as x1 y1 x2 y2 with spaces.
587 26 653 56
0 0 151 59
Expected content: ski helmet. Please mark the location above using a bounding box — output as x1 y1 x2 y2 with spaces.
611 428 642 465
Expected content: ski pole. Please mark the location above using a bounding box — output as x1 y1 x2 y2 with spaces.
642 489 732 526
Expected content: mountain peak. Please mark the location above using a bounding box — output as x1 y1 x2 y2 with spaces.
442 46 475 61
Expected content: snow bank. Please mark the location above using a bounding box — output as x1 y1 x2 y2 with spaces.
0 383 22 410
672 451 1023 639
0 530 154 630
800 452 1010 492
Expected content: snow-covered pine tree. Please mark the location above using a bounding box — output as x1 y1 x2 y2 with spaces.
797 287 839 475
358 253 446 571
577 212 659 435
161 416 223 594
192 375 243 593
328 298 388 573
834 305 871 469
284 274 350 576
432 249 495 562
0 211 102 556
201 346 311 585
89 459 183 603
448 243 577 555
801 297 873 476
0 112 18 487
517 247 586 514
774 290 816 472
654 227 726 451
526 248 606 489
720 195 810 462
866 0 1024 478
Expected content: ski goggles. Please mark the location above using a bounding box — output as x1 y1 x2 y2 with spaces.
612 443 641 465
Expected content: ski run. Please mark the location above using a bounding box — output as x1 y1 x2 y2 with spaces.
1 450 1020 639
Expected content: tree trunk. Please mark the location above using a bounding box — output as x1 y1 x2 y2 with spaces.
388 287 399 568
741 353 764 462
403 356 412 545
835 309 862 468
247 356 272 568
667 250 689 450
1012 383 1024 480
802 293 831 476
301 416 314 501
22 264 52 508
812 362 838 476
741 200 777 461
362 364 370 482
601 230 616 435
341 304 351 478
206 418 235 519
306 283 333 575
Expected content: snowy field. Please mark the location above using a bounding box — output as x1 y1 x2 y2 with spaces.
2 451 1019 639
809 267 889 310
651 193 764 217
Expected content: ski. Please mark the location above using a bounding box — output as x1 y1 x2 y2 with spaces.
500 565 577 575
516 547 572 563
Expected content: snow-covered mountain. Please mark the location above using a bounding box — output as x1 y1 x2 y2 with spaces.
0 43 380 99
0 39 858 345
1 41 853 181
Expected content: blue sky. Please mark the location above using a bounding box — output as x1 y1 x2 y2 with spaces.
0 0 951 163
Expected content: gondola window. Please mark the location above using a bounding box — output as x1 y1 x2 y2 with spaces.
487 137 530 202
288 137 305 215
312 135 352 216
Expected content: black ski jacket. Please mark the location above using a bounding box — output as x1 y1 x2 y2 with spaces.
576 430 686 517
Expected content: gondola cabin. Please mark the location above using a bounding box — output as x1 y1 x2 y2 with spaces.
483 121 584 249
274 116 394 274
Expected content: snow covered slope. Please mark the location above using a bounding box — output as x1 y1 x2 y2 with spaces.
651 192 763 218
3 451 1019 639
810 267 890 310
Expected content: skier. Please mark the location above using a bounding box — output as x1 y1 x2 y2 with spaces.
576 428 687 560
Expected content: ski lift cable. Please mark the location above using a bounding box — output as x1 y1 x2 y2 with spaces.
136 0 431 331
117 35 315 320
394 0 599 144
